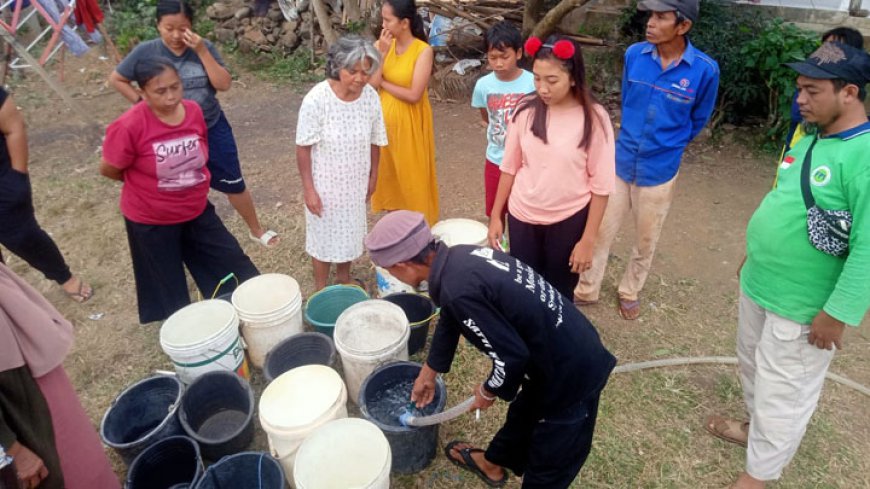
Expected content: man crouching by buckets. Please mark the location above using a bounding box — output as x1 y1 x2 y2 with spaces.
364 210 616 488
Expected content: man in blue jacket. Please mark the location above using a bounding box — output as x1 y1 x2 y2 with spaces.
365 210 616 488
574 0 719 319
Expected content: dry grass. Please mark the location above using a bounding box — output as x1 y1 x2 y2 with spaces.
6 51 869 488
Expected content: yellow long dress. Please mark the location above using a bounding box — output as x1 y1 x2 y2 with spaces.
372 38 439 225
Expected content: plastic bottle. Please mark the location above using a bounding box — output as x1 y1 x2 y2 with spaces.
0 445 18 489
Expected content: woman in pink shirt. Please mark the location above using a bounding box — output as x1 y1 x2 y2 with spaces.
100 58 258 323
488 35 615 298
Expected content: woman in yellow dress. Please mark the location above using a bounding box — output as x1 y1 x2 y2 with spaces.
371 0 439 225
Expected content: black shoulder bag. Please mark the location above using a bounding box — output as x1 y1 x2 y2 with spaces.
800 137 852 257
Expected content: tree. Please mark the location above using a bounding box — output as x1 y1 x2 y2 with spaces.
525 0 595 39
311 0 338 45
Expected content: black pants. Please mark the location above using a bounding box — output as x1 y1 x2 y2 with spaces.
508 206 589 299
485 389 603 489
125 202 259 323
0 169 72 284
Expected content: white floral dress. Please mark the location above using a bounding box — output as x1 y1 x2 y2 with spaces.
296 81 388 262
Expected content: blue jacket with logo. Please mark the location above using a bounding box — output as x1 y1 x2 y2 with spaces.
617 40 720 186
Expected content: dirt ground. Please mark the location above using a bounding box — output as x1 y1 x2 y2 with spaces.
6 48 869 488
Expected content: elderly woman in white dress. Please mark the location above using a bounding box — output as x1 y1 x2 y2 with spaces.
296 35 388 290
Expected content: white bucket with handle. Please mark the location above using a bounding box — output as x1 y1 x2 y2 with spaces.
333 300 409 405
231 274 304 369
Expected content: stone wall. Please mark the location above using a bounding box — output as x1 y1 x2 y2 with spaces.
206 0 328 54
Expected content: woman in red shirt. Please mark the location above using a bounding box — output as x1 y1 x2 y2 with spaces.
100 58 258 323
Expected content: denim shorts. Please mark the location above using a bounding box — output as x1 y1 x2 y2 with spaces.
207 111 246 194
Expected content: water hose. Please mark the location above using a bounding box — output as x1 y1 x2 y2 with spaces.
612 356 870 397
398 356 869 428
401 396 476 427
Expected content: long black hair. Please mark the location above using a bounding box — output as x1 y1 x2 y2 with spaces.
384 0 427 43
512 35 605 149
132 57 178 87
156 0 194 23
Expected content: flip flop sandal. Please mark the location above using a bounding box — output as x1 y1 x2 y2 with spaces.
444 440 508 488
617 298 641 320
704 414 749 447
574 298 599 307
65 279 94 303
249 229 280 248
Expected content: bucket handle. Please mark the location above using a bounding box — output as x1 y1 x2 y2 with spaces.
198 273 239 301
210 273 239 299
306 283 369 304
423 307 441 323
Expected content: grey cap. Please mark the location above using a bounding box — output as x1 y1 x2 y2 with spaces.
638 0 699 22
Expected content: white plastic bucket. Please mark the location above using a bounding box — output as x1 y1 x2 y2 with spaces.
159 299 249 384
432 218 488 247
259 365 348 487
294 418 391 489
373 265 416 298
333 300 409 405
232 274 304 369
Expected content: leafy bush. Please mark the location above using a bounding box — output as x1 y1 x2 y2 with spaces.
108 0 158 54
236 49 323 83
740 19 818 141
620 0 818 143
107 0 216 54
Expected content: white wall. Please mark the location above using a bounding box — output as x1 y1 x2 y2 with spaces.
737 0 849 10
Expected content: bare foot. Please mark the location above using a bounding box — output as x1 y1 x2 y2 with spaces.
62 276 93 303
730 472 765 489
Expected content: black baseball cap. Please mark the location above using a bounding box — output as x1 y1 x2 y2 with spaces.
787 42 870 86
638 0 699 22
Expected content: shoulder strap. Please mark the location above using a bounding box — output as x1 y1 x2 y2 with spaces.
800 136 819 210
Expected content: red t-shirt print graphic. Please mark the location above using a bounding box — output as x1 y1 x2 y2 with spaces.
153 135 207 192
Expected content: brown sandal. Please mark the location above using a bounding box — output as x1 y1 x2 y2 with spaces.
617 297 640 320
705 414 749 447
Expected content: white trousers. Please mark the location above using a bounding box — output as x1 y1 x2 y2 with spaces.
737 291 835 480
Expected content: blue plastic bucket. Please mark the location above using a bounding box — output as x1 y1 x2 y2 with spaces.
263 332 337 383
179 370 255 461
100 375 184 466
193 452 284 489
303 285 369 337
359 361 446 474
125 435 203 489
381 293 438 356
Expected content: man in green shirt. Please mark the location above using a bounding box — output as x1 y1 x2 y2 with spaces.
706 43 870 489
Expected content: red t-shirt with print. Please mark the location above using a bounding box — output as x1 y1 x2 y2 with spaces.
103 100 210 225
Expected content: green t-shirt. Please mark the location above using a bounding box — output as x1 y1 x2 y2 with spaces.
741 123 870 326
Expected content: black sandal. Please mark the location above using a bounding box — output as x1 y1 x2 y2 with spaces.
444 440 508 488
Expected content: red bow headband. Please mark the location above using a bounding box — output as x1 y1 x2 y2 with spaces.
524 37 576 60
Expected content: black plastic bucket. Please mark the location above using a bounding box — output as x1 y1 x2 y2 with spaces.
359 361 446 474
263 332 338 383
192 452 285 489
125 435 203 489
100 374 184 465
178 371 255 461
382 293 438 356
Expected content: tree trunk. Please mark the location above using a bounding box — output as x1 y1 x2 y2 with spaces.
344 0 362 22
311 0 338 46
522 0 545 36
530 0 592 40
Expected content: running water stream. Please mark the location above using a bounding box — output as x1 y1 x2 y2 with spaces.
366 379 438 427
